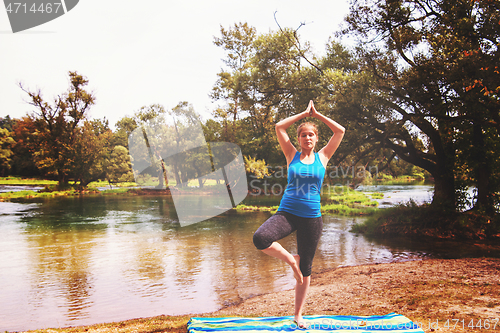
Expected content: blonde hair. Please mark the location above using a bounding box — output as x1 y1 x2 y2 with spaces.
297 122 318 138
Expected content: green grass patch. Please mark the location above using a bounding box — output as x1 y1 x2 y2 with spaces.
321 187 379 216
0 177 57 186
100 187 132 194
87 180 139 188
235 204 279 212
369 192 384 199
322 203 379 216
0 189 88 201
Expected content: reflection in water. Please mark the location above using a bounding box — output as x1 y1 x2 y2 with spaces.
27 231 96 322
0 195 498 331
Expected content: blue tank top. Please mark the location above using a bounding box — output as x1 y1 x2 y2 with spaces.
278 151 326 218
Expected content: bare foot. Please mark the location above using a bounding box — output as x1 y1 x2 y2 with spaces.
292 254 303 285
294 315 307 329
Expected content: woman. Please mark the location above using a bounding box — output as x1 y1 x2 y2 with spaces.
253 100 345 326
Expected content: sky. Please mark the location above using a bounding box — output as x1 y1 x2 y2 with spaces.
0 0 351 129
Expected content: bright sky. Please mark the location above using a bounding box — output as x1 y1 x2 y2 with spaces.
0 0 351 129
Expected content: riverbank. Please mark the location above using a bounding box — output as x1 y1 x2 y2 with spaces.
352 201 500 240
21 258 500 333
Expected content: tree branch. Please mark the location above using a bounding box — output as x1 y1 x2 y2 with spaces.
274 11 324 75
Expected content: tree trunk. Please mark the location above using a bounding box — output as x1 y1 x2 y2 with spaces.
432 172 456 209
57 171 67 189
430 142 456 210
472 123 493 212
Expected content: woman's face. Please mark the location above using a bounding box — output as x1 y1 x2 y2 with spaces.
298 126 318 150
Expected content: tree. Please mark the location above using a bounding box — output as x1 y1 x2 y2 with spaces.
10 116 40 177
128 102 209 189
165 102 207 188
127 104 171 188
106 145 134 185
341 0 500 211
20 71 97 187
0 128 15 176
70 119 112 188
113 116 138 148
0 116 15 132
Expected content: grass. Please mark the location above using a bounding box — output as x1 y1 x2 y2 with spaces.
87 180 139 188
99 187 133 194
0 188 99 201
235 204 279 212
369 192 384 199
321 187 380 216
321 203 379 216
0 176 57 186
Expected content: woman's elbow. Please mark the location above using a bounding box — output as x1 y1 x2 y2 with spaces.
275 122 286 133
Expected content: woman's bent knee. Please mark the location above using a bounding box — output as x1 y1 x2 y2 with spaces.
253 230 271 250
299 257 313 276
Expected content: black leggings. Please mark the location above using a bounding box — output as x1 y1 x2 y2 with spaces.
253 211 323 277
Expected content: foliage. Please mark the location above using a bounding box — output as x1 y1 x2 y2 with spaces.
19 71 100 187
0 115 15 132
210 23 311 167
244 155 271 179
341 0 500 211
0 188 99 201
369 192 384 199
128 102 213 189
10 116 40 176
0 128 15 176
105 145 135 184
70 119 112 188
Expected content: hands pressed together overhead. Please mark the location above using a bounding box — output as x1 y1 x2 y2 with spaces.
305 100 317 118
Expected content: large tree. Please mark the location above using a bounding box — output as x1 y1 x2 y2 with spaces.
342 0 500 211
19 71 108 188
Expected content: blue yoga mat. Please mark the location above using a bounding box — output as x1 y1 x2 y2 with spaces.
188 313 425 332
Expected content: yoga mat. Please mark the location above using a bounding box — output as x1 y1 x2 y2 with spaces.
187 313 425 332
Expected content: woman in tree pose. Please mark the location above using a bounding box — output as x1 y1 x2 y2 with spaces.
253 100 345 327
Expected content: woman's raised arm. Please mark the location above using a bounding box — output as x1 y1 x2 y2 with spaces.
275 103 312 165
309 101 345 166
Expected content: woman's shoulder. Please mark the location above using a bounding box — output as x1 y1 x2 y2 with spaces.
316 151 328 169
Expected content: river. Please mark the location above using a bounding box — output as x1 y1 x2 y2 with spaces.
0 185 498 331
